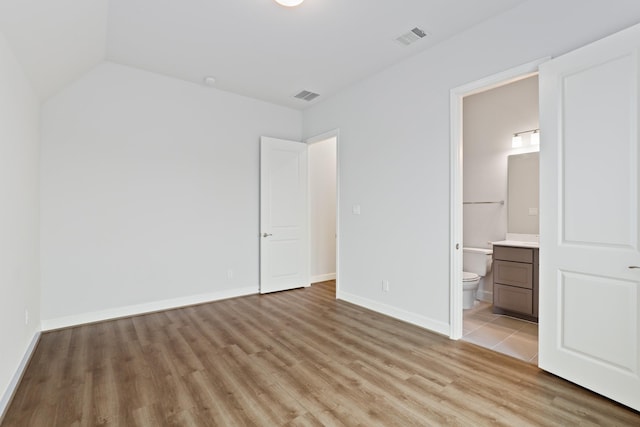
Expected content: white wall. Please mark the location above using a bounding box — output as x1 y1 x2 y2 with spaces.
0 32 41 416
40 62 301 328
302 0 640 335
463 76 539 300
309 137 336 282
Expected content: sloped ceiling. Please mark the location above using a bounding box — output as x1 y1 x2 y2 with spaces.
0 0 525 109
0 0 109 100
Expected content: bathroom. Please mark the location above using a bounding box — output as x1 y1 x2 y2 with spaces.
460 74 540 363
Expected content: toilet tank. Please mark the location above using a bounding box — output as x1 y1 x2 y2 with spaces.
462 247 493 276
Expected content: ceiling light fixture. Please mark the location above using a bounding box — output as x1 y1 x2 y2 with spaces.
274 0 304 7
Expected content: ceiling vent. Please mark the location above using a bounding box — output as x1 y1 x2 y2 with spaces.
294 90 320 102
395 27 428 46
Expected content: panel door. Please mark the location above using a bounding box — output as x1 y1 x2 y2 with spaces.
260 136 309 293
539 23 640 411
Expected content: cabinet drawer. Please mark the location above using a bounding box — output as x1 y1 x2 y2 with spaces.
493 246 533 263
494 260 533 289
494 284 533 315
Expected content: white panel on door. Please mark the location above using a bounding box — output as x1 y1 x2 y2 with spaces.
562 54 636 247
269 240 301 278
560 271 638 372
270 149 302 227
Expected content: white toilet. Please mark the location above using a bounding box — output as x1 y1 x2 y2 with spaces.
462 247 493 309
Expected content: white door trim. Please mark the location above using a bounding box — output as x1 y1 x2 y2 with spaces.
448 58 549 339
306 129 340 296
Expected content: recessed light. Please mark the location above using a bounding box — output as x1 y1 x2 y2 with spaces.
203 76 216 86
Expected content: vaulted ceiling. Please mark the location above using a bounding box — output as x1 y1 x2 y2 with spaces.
0 0 525 109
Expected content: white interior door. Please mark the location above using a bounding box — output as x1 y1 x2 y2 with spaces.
260 136 309 294
539 23 640 411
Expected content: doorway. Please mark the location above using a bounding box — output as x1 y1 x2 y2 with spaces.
259 132 339 295
307 131 339 296
461 75 540 363
449 59 546 354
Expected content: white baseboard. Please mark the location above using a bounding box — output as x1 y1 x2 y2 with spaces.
311 273 336 283
336 290 450 336
1 332 40 422
41 286 258 331
477 290 493 303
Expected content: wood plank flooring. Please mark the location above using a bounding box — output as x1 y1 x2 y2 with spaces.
3 281 639 426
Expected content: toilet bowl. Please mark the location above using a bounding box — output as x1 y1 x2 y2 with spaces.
462 272 481 309
462 247 493 310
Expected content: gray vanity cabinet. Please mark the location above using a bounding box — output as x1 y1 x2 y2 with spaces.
492 245 539 322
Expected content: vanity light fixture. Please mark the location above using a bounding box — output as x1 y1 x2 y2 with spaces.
511 134 523 148
512 128 540 148
530 129 540 146
274 0 304 6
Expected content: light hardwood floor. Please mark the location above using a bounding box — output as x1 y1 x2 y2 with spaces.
2 281 639 426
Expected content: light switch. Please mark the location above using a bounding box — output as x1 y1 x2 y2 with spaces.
529 207 539 216
352 204 361 215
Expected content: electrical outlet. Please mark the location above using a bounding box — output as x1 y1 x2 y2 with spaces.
24 309 29 325
382 280 390 292
227 269 234 279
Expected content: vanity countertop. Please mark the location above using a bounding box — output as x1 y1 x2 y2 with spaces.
490 240 539 249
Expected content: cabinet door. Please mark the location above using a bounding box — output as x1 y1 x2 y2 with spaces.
493 246 534 263
495 284 533 315
494 260 533 289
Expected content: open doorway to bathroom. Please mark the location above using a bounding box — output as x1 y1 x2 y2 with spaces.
453 67 541 364
307 132 338 298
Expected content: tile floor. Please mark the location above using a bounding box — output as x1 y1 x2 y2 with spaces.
462 300 538 364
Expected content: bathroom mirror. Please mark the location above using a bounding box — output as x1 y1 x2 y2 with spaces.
507 152 539 234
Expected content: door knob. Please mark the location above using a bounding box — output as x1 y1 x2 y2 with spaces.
262 233 273 238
